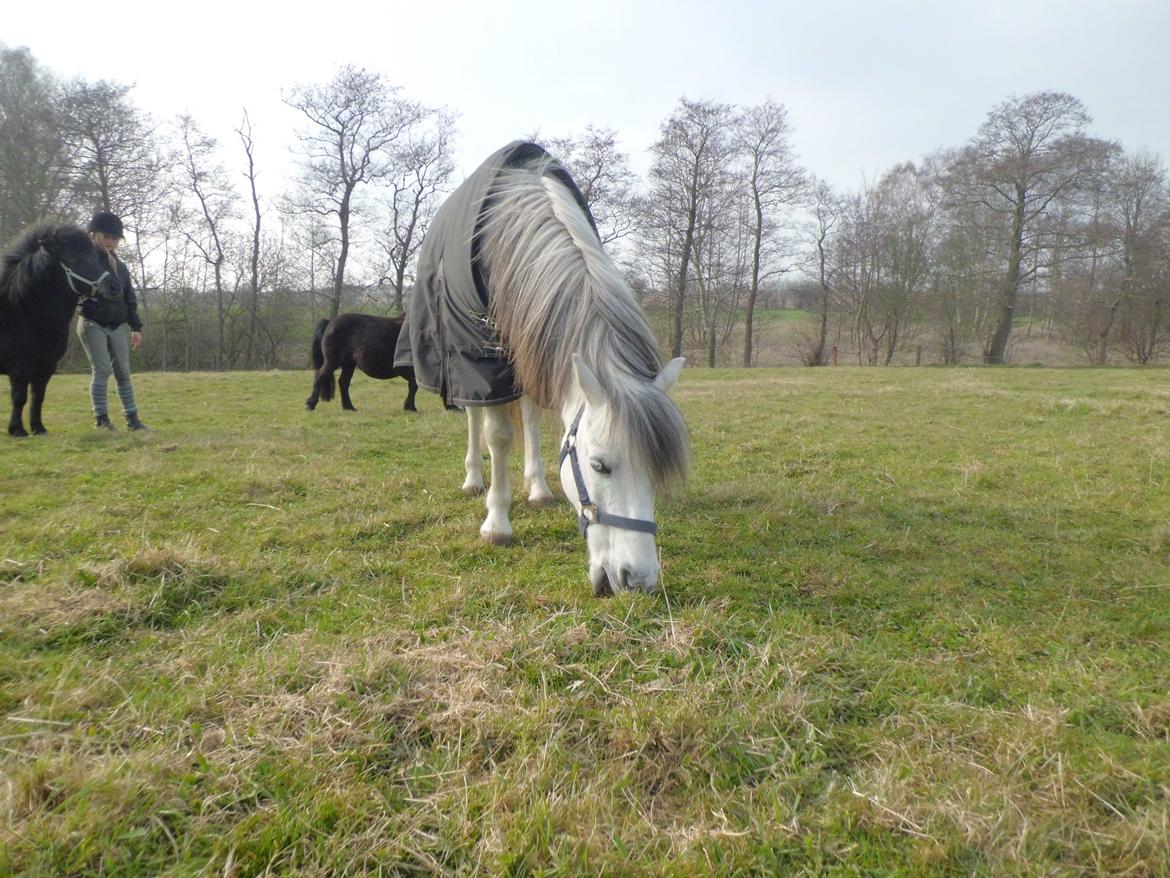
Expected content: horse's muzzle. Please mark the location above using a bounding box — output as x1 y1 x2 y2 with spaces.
591 564 657 597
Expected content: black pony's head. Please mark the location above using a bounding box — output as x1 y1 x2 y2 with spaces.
0 220 119 310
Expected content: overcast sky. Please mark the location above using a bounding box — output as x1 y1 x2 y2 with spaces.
6 0 1168 194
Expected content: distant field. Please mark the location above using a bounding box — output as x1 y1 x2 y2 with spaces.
744 307 814 322
2 367 1168 876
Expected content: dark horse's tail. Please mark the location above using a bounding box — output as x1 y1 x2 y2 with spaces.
311 319 330 370
309 319 334 404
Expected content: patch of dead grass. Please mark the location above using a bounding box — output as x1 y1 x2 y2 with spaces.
0 584 129 633
847 702 1170 872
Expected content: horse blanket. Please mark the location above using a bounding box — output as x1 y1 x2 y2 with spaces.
394 141 597 406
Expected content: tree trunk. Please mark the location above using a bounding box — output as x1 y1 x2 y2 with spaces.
160 241 169 371
811 230 830 366
672 218 694 359
241 116 263 370
1095 298 1120 365
985 186 1026 364
742 196 764 367
394 263 407 314
671 160 702 358
245 187 261 370
333 188 353 319
215 261 225 370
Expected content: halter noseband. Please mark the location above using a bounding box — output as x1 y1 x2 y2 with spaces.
559 406 658 539
63 263 112 300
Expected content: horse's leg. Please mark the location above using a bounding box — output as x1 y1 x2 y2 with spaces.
339 365 357 410
305 367 328 410
7 374 29 437
306 348 337 410
305 375 319 410
462 406 486 495
28 370 52 435
480 405 514 546
402 372 418 412
520 396 556 506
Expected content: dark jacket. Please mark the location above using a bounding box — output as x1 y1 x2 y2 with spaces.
394 141 595 406
79 247 142 331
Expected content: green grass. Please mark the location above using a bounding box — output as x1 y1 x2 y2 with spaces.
741 307 814 323
2 367 1168 876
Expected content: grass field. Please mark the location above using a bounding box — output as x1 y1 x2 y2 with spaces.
2 367 1168 876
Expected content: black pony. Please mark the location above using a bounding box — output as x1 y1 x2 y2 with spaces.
305 313 419 412
1 221 119 436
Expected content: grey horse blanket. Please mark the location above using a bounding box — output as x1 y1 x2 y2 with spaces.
393 141 597 406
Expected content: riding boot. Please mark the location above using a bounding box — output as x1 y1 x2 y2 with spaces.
96 414 115 431
126 412 149 432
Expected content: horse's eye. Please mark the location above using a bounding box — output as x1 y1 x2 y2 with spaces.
590 459 612 475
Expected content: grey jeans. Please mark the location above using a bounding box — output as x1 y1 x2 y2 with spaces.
77 318 138 418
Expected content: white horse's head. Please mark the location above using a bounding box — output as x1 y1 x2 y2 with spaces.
560 354 688 596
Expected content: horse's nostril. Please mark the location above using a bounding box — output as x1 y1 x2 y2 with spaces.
619 567 654 593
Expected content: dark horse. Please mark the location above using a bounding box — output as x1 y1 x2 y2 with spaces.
305 313 419 412
1 221 119 436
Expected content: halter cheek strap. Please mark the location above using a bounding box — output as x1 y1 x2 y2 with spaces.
558 406 658 539
62 264 111 300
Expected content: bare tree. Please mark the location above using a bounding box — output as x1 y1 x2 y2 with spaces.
646 98 736 358
60 78 161 218
237 110 263 368
281 204 337 321
285 65 426 318
1110 153 1170 362
734 98 806 366
951 92 1113 363
931 193 999 365
798 179 842 366
689 175 747 366
542 126 641 246
829 163 940 365
376 110 456 312
0 45 70 241
177 115 237 368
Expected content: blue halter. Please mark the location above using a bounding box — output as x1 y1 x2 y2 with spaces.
558 406 658 539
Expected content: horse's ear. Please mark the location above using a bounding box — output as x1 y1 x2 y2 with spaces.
28 243 52 276
654 357 685 393
572 353 605 407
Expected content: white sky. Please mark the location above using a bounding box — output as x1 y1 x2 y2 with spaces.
6 0 1169 196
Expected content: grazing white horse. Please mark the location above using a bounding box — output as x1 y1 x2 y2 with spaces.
460 157 689 595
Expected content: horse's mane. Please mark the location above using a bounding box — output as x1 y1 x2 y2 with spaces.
0 220 92 308
480 156 690 490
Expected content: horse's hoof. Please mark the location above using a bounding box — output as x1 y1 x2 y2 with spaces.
404 406 418 413
528 493 557 507
462 484 486 497
481 531 512 547
31 426 46 435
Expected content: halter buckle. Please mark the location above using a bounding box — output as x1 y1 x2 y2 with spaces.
581 503 597 523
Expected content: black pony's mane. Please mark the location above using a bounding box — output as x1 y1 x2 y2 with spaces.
0 220 93 308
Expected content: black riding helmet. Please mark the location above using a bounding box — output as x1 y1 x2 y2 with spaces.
88 211 124 238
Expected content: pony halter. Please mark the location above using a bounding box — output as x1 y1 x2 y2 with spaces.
62 264 111 300
559 406 658 539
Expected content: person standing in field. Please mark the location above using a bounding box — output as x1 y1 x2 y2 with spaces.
77 211 149 431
